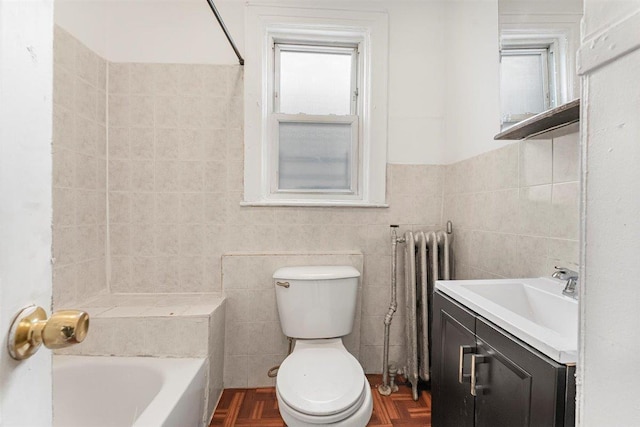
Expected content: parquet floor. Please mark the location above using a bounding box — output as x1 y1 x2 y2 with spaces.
210 375 431 426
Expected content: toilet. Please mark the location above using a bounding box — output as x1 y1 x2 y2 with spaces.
273 266 373 427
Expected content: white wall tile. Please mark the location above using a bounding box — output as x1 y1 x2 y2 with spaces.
446 133 579 281
130 128 154 159
108 63 130 94
224 355 248 388
54 26 77 72
552 132 580 183
550 181 580 240
130 96 154 127
131 192 155 224
247 355 283 388
518 185 552 236
519 139 553 187
130 63 155 94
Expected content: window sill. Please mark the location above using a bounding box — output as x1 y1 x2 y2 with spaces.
239 200 389 208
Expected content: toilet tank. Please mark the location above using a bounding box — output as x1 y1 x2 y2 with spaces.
273 266 360 339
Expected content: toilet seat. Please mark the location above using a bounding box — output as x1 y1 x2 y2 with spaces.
276 384 368 425
276 339 366 418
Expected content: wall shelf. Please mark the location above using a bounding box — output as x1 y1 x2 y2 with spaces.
494 99 580 140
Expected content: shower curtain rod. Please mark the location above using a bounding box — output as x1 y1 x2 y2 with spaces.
205 0 245 66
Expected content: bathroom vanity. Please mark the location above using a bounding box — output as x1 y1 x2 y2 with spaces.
432 279 577 427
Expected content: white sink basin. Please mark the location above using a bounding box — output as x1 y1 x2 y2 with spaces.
436 277 578 364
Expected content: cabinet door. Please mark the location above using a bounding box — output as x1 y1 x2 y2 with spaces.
473 319 567 427
432 292 476 427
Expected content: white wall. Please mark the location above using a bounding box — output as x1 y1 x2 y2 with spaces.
582 0 640 41
386 1 447 164
444 0 504 164
0 0 54 425
55 0 108 57
55 0 503 165
55 0 244 63
578 1 640 425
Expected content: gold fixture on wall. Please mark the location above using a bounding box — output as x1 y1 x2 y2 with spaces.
7 306 89 360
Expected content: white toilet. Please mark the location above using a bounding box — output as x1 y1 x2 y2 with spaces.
273 266 373 427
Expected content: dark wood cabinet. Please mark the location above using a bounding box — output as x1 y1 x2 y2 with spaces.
432 292 476 427
433 291 576 427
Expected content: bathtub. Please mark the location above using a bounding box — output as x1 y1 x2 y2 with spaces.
53 356 207 427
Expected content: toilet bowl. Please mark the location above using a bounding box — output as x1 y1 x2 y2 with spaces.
275 339 373 426
273 266 373 427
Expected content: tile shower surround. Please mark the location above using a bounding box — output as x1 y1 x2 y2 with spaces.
53 27 579 387
52 26 108 307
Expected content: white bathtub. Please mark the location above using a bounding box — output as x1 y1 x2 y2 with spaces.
54 356 207 427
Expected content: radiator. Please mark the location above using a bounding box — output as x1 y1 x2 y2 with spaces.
403 230 452 400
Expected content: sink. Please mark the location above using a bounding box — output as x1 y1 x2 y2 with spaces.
435 277 578 364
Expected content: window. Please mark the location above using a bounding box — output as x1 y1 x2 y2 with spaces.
244 7 389 206
500 41 559 128
499 29 574 130
273 43 359 194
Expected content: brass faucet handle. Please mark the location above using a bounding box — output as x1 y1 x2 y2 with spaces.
42 310 89 349
7 306 90 360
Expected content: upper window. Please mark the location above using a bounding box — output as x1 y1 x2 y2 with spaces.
244 6 389 206
276 44 356 116
500 42 558 128
499 30 574 130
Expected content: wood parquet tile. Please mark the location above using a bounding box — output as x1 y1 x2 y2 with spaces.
210 375 431 427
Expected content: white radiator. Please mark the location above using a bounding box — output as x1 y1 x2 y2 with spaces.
403 230 452 400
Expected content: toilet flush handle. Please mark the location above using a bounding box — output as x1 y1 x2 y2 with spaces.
276 281 290 288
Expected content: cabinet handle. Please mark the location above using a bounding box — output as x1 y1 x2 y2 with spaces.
470 354 488 396
458 345 473 383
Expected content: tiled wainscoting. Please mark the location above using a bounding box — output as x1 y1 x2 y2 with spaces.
444 135 580 280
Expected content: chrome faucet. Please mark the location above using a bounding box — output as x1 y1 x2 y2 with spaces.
552 266 579 298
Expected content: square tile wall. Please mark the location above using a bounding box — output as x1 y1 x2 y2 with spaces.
52 26 108 308
443 133 580 279
105 58 446 295
107 61 244 294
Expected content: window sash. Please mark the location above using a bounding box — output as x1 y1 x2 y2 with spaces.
270 113 359 196
500 46 553 126
273 43 359 116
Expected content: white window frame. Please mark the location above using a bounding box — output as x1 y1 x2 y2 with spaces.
499 26 576 129
500 41 558 127
271 42 359 197
243 6 389 207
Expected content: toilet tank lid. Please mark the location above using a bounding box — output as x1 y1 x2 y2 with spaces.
273 266 360 280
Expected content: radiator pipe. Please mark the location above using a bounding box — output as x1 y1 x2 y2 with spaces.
378 225 403 396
